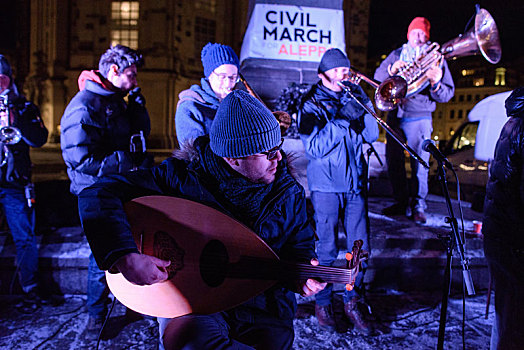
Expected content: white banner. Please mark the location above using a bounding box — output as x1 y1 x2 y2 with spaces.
240 4 345 63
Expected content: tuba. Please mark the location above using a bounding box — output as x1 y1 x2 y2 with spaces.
379 8 501 99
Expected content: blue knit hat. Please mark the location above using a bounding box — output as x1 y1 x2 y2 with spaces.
201 43 240 77
210 90 281 158
318 48 350 73
0 55 12 80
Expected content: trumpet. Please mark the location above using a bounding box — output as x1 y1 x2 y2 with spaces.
0 92 22 167
348 67 407 112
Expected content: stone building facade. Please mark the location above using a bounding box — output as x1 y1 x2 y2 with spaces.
3 0 370 149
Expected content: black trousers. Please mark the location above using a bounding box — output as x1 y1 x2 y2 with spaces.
162 312 294 350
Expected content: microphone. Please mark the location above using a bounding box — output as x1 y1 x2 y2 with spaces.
422 139 452 168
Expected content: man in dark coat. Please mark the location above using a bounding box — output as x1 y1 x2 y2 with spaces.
60 44 151 335
483 87 524 349
79 90 325 349
0 55 48 313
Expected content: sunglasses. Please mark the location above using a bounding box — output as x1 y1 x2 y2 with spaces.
260 138 284 160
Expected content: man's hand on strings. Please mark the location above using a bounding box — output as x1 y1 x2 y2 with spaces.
296 258 327 297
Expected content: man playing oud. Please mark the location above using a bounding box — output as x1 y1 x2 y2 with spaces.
78 90 326 349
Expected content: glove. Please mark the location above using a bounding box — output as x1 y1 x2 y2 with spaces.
338 100 365 121
128 87 146 107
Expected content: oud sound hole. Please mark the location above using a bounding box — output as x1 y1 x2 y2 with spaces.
200 240 229 287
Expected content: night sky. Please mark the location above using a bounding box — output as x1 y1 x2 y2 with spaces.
368 0 524 63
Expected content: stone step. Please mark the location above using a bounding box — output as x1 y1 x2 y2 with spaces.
0 222 487 295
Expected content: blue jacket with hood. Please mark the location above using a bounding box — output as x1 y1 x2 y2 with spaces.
175 78 220 146
298 81 379 193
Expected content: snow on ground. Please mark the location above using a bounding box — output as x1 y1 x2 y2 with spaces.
0 289 494 349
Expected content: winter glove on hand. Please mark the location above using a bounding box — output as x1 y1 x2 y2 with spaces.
338 100 365 121
129 87 146 107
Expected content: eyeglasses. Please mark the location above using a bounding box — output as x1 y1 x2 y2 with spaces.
211 72 240 83
260 138 284 160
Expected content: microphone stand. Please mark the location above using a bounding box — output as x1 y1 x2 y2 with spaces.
337 82 429 169
434 159 475 350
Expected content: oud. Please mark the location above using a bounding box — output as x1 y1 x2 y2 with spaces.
106 196 365 318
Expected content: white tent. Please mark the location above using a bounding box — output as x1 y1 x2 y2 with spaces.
467 90 512 162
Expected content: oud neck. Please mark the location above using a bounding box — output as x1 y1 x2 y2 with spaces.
227 257 355 284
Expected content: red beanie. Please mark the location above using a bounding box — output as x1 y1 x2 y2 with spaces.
407 17 430 40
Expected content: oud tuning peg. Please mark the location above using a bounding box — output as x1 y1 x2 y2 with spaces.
345 252 353 261
345 284 354 291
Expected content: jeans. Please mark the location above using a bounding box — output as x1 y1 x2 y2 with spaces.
158 312 294 350
86 253 109 318
0 186 38 292
484 237 524 350
311 191 369 305
386 116 432 212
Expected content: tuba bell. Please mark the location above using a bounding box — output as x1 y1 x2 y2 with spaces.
377 7 501 101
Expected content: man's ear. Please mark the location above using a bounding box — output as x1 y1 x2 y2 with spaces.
107 64 120 79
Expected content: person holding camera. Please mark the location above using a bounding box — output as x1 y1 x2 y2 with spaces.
60 44 151 337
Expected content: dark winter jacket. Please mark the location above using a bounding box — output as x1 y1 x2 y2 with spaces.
175 78 220 146
298 81 379 193
374 46 454 121
0 87 48 187
483 88 524 248
60 71 150 195
78 136 316 323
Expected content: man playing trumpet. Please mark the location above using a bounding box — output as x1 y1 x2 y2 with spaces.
0 55 48 312
298 48 379 333
374 17 455 224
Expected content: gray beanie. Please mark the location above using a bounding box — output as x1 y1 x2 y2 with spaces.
210 90 281 158
318 48 350 74
0 55 12 80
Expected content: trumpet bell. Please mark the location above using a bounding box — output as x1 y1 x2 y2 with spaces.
375 76 408 111
0 126 22 144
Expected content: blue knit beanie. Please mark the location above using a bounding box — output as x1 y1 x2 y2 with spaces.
0 55 12 80
318 48 350 73
201 43 240 77
210 90 281 158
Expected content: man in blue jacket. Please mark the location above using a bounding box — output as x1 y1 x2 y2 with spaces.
374 17 455 224
175 42 239 147
78 90 325 349
298 48 379 333
0 55 48 313
60 44 151 336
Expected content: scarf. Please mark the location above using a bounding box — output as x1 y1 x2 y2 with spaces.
399 42 430 63
200 141 274 227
